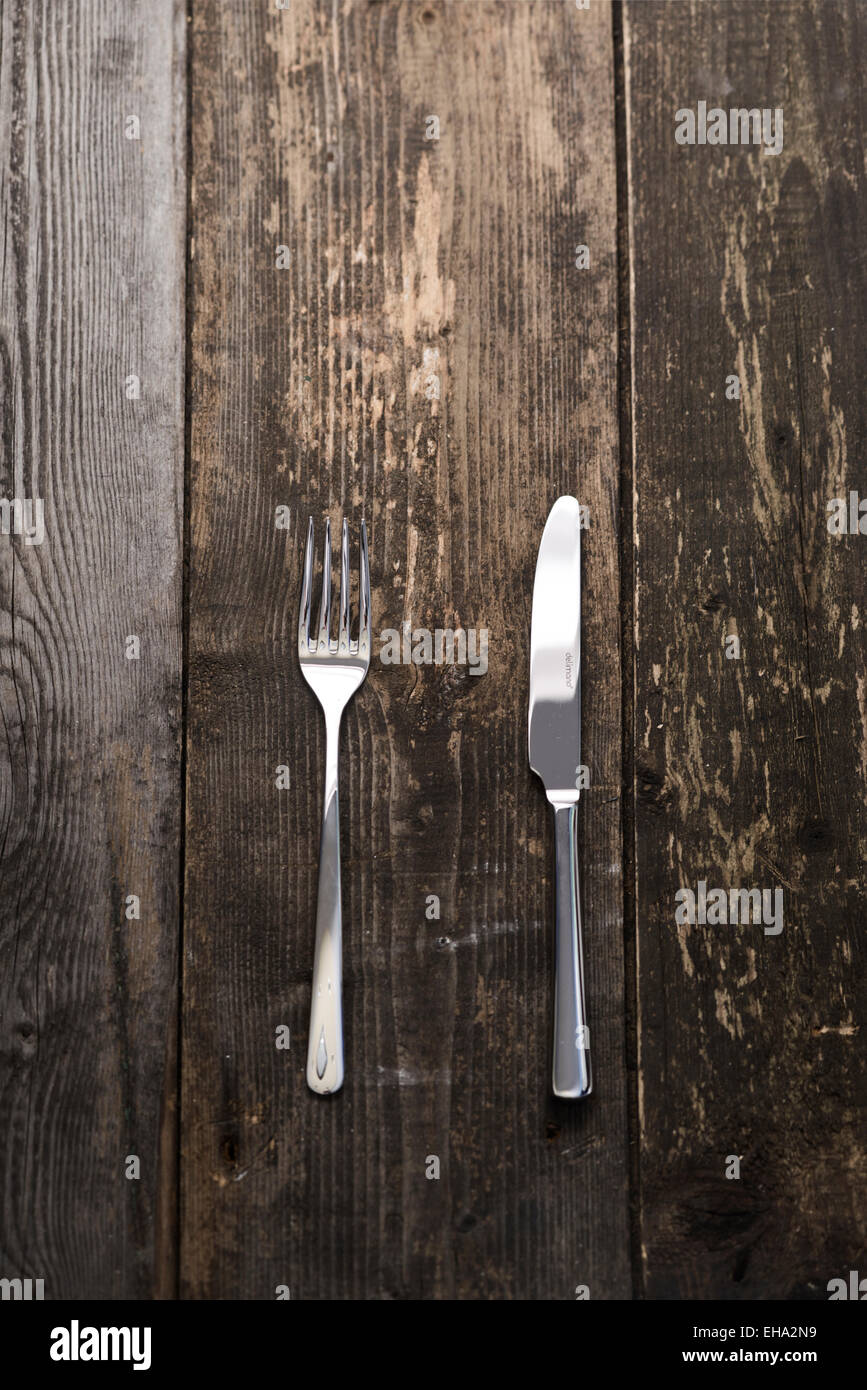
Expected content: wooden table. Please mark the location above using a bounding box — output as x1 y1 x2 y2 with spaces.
0 0 863 1300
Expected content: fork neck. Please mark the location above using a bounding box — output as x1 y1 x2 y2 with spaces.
321 708 343 810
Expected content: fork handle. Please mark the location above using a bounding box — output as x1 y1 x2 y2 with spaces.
551 803 592 1099
306 717 344 1094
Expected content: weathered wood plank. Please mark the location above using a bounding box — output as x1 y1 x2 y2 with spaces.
0 1 186 1296
624 0 866 1298
183 0 628 1299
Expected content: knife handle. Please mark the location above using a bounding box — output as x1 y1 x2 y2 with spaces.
551 803 592 1099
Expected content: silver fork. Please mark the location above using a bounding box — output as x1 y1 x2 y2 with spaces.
298 515 371 1095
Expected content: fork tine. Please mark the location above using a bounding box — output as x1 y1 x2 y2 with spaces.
317 517 332 649
299 516 314 652
359 518 370 658
338 518 350 651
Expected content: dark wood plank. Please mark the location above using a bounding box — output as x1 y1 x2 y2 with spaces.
0 0 186 1296
183 0 628 1299
623 0 867 1298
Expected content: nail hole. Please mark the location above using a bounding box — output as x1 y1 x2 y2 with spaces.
797 818 834 854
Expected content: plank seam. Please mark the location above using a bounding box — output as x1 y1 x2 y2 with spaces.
612 0 642 1302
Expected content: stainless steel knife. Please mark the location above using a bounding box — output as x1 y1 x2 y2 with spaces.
529 495 591 1099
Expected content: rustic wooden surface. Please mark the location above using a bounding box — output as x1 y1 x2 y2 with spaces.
623 0 867 1298
0 0 864 1302
0 0 186 1297
182 0 628 1301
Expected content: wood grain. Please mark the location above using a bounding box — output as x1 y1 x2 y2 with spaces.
1 0 862 1305
623 0 866 1298
183 0 628 1299
0 0 186 1296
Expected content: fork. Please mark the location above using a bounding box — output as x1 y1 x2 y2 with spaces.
298 515 371 1094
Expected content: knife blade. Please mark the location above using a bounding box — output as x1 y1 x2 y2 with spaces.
529 495 591 1099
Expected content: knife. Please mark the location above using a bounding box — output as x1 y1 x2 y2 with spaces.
529 495 591 1099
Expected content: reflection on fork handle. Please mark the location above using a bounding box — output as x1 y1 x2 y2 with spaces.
306 715 344 1095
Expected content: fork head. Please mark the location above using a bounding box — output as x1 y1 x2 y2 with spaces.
298 516 371 710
